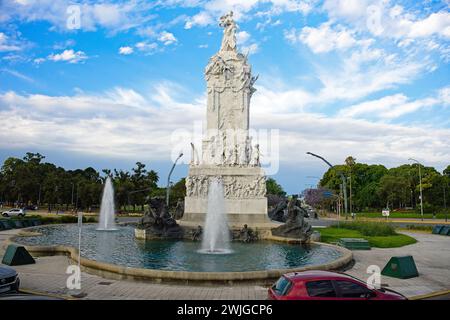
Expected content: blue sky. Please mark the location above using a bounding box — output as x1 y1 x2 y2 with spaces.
0 0 449 193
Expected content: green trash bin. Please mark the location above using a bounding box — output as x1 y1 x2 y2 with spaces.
2 244 35 266
21 220 31 227
432 225 443 234
1 220 14 230
381 255 419 279
439 226 450 235
12 220 24 228
30 219 41 226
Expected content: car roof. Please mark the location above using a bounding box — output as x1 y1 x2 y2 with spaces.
283 270 358 282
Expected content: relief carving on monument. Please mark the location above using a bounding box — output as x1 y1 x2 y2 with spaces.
186 175 266 199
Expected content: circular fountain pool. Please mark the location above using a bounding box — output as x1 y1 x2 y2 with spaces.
14 224 345 273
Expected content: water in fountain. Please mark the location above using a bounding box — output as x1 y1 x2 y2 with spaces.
97 176 118 231
199 178 232 254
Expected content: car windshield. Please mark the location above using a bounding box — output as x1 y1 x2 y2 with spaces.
272 276 293 296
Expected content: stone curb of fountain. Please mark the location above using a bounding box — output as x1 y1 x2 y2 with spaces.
2 225 353 285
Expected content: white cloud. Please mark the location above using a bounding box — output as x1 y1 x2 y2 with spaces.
158 31 177 45
323 0 368 22
0 0 157 33
338 92 445 120
236 31 259 54
135 41 159 54
407 12 450 39
184 11 214 29
296 23 358 53
316 54 426 102
47 49 88 64
236 31 250 44
0 32 22 52
119 46 134 55
241 43 259 55
1 83 449 173
322 0 450 40
0 84 203 160
33 58 46 64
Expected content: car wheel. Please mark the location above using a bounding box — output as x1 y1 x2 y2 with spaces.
2 213 8 217
18 213 24 217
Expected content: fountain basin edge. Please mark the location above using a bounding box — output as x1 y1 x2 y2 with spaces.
4 225 353 285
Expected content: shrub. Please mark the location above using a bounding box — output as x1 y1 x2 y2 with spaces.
34 215 97 225
404 224 433 232
333 221 396 236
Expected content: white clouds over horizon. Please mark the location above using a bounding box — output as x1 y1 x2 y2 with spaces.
1 82 449 172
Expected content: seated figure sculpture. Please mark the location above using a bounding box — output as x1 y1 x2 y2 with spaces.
192 225 203 241
271 196 313 242
238 224 258 242
138 196 184 239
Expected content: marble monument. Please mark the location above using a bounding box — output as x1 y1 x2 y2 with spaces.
183 12 269 224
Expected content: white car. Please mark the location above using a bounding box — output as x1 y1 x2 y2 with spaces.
2 208 26 217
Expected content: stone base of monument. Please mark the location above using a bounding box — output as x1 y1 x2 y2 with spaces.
183 165 270 225
135 226 185 240
183 198 270 224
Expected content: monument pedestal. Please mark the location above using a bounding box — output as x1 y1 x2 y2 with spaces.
183 165 269 225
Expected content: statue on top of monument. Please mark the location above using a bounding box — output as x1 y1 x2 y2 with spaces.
219 11 237 52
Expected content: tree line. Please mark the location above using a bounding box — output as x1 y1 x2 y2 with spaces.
0 152 286 212
306 156 449 214
0 153 166 212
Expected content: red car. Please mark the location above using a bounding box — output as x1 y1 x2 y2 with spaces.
268 270 407 300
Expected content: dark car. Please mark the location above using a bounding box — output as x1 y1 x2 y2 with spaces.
24 205 38 211
0 265 20 294
268 270 407 300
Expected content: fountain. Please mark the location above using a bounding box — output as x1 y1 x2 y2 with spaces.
199 178 232 254
97 176 117 231
10 12 350 284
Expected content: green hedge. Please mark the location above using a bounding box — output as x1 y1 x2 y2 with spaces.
333 221 396 236
12 215 97 225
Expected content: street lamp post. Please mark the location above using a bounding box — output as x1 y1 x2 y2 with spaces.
71 182 75 209
443 184 447 222
166 152 183 207
38 183 41 206
307 152 348 220
409 158 424 221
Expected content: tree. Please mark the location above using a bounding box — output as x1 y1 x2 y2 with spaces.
377 175 409 209
266 178 286 196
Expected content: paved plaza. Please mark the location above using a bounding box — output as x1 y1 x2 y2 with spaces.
1 228 449 300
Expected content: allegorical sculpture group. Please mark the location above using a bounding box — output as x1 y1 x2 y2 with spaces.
271 196 313 242
190 133 260 167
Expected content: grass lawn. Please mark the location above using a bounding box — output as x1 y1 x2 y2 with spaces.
316 227 417 248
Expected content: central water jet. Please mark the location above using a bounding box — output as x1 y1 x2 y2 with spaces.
199 177 232 254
